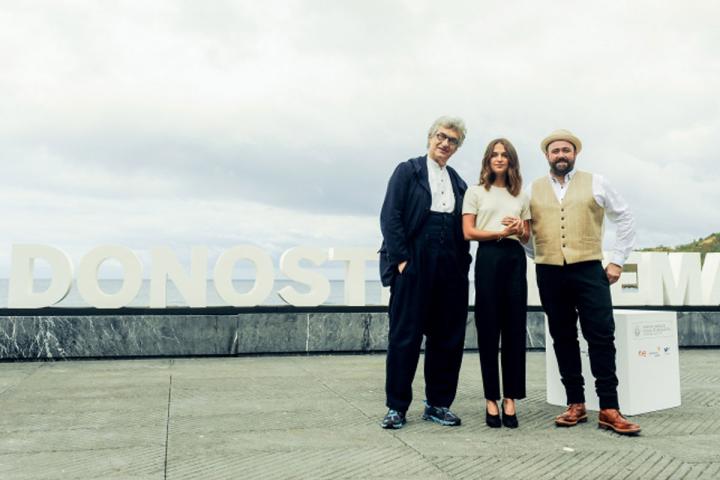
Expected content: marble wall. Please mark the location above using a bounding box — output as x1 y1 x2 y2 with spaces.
0 310 717 360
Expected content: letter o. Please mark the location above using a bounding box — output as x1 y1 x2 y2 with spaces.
77 246 143 308
213 246 274 306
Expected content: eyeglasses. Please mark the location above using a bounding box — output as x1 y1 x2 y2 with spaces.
435 132 460 147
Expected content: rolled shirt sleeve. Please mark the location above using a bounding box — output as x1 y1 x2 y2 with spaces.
592 174 636 267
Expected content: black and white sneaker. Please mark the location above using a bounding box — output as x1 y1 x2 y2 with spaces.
381 409 406 429
422 402 461 426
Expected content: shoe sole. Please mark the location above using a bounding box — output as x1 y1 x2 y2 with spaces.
555 415 588 427
598 421 641 435
422 414 461 426
381 421 406 429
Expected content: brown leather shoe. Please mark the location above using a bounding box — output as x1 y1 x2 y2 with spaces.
598 409 641 435
555 403 588 427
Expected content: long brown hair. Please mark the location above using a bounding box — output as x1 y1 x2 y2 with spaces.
478 138 522 197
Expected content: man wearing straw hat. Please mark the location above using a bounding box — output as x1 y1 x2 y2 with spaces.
529 129 641 435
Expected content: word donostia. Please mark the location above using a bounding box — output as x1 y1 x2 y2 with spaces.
8 245 381 308
6 245 720 309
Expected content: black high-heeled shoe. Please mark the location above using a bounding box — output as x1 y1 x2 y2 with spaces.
502 400 518 429
486 403 501 428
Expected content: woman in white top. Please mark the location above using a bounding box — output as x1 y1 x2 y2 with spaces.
462 138 530 429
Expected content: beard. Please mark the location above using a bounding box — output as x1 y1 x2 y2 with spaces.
550 157 574 176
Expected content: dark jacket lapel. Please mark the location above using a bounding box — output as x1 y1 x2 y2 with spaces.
447 166 467 215
411 156 431 197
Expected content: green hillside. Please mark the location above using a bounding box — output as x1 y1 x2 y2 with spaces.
641 232 720 261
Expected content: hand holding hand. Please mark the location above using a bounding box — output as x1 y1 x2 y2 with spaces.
500 216 523 237
501 216 519 227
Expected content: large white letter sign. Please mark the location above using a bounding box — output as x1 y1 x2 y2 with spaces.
150 247 208 308
609 252 648 306
277 247 330 306
526 259 540 307
213 246 273 306
644 252 703 305
637 252 663 305
77 246 143 308
667 253 703 304
329 247 378 306
380 286 390 306
702 253 720 305
8 245 73 308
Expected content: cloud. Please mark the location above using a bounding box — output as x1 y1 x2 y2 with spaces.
0 180 381 276
0 0 718 278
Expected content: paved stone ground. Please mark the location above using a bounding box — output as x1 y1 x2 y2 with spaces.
0 350 718 479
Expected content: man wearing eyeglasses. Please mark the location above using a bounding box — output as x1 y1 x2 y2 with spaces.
378 116 471 429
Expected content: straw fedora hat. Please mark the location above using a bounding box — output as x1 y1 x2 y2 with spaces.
541 129 582 154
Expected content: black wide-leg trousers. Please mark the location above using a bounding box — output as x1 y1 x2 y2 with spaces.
536 260 620 409
386 213 469 412
474 239 527 401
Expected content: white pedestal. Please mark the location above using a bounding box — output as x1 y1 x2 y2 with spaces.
546 310 681 415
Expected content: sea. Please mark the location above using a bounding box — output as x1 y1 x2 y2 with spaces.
0 279 393 308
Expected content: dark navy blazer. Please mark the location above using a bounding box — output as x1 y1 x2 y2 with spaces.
379 155 470 287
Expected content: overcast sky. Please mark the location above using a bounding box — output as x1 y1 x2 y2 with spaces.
1 0 718 278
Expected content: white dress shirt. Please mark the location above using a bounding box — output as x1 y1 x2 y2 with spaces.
526 171 636 266
426 156 455 213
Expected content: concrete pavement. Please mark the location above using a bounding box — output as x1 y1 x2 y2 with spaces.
1 350 719 479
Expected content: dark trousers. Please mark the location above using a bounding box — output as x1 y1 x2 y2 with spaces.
386 213 469 412
474 239 527 400
536 260 619 409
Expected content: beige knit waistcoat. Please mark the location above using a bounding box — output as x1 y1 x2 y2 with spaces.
530 171 604 265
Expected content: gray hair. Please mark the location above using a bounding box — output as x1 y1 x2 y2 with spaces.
427 116 467 148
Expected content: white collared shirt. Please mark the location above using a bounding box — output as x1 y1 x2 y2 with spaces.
427 156 455 213
525 171 636 266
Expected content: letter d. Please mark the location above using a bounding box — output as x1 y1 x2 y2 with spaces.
8 244 73 308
